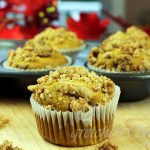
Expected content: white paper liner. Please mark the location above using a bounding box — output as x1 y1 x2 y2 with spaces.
60 43 86 54
87 62 149 74
2 56 72 72
30 85 120 146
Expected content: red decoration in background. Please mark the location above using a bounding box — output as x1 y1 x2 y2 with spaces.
142 26 150 36
8 0 52 15
0 0 58 39
0 26 38 40
67 13 110 40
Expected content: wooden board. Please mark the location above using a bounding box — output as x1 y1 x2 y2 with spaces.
0 96 150 150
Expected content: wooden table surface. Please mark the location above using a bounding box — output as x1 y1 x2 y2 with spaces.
0 96 150 150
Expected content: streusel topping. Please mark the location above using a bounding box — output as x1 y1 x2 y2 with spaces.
24 39 59 57
7 45 68 70
88 26 150 72
28 66 115 112
32 27 84 50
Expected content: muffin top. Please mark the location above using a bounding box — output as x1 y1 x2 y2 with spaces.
88 26 150 72
24 39 58 57
28 66 115 112
7 41 68 70
32 27 84 50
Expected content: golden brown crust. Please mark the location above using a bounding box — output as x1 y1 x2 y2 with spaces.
7 45 68 70
88 26 150 72
32 27 83 50
70 98 89 112
28 66 115 112
24 39 59 57
0 140 23 150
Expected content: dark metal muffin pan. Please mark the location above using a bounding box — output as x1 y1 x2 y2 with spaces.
0 40 92 77
85 65 150 101
0 40 149 101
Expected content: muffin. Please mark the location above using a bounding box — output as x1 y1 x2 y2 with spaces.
27 27 85 54
4 40 71 71
87 26 150 73
28 66 120 146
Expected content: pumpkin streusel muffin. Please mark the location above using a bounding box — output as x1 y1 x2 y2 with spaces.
30 27 85 54
28 66 120 147
4 39 71 71
88 26 150 73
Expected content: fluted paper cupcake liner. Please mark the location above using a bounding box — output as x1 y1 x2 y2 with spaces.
30 85 120 147
60 43 86 53
60 44 86 57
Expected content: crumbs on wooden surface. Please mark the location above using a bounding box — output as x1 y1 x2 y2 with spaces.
0 140 23 150
96 142 118 150
0 115 9 129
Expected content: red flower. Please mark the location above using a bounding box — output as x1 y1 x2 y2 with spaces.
67 13 110 40
0 25 38 40
7 0 51 15
0 0 58 39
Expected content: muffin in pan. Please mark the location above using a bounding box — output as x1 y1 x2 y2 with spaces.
87 26 150 101
87 26 150 73
3 40 72 71
28 66 120 147
25 27 86 55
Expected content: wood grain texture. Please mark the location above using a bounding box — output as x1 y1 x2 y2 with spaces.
0 97 150 150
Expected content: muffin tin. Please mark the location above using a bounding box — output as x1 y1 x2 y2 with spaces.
86 64 150 101
0 40 149 101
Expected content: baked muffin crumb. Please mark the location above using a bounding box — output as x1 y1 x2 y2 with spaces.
0 140 23 150
0 115 9 129
32 27 84 50
70 98 90 112
28 66 115 112
7 45 68 70
88 26 150 72
24 39 59 57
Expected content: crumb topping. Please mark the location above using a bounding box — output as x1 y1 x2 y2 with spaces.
99 142 118 150
32 27 83 50
7 44 68 70
28 66 115 112
0 140 23 150
88 26 150 72
24 39 59 57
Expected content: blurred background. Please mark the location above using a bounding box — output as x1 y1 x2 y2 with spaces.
0 0 150 40
0 0 150 99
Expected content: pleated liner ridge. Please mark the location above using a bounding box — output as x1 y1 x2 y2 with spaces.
30 86 120 146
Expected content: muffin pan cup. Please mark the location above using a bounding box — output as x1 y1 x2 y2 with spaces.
86 63 150 101
60 43 86 58
2 55 72 72
0 40 149 101
30 86 120 146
